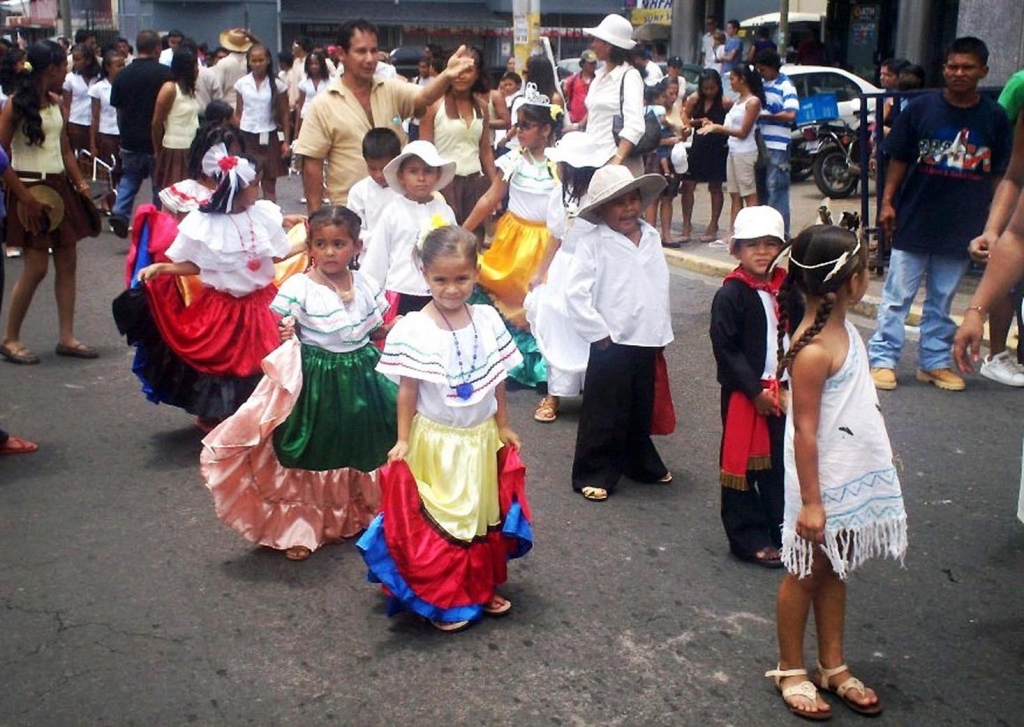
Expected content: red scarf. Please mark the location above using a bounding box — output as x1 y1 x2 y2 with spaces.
719 266 786 490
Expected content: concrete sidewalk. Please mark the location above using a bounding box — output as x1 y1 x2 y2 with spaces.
661 178 981 330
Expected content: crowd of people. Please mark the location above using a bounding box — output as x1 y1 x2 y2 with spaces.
1 13 1023 723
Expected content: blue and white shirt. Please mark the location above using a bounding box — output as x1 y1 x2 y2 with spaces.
759 73 799 151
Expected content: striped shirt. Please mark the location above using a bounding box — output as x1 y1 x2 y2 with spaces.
759 73 799 151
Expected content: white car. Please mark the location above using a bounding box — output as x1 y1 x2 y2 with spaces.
781 64 881 128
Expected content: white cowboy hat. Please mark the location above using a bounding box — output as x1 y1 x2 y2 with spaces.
219 28 256 54
584 14 637 50
577 166 666 224
544 132 613 169
382 140 457 193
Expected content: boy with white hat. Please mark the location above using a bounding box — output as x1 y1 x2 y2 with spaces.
361 140 457 316
565 165 674 502
710 206 799 568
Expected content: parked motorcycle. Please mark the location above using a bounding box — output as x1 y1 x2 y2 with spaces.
812 120 863 199
789 126 819 182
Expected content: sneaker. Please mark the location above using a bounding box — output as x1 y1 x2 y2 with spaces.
916 368 966 391
109 214 129 239
979 351 1024 387
870 367 897 390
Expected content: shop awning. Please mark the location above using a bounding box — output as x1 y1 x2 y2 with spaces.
280 1 508 28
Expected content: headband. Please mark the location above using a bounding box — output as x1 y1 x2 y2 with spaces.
201 143 257 211
778 239 862 283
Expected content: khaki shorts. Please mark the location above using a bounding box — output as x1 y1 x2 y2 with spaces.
726 151 758 197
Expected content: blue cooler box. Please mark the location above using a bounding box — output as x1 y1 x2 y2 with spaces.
796 93 839 125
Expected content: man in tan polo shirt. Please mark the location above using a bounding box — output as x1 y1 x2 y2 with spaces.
294 18 472 210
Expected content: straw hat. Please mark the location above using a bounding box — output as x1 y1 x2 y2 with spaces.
219 28 256 54
382 140 457 193
577 166 666 224
17 185 64 233
544 132 613 169
584 14 637 50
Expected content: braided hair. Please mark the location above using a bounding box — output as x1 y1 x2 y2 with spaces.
774 225 865 380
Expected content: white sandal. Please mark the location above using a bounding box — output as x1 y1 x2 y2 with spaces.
816 662 883 716
765 665 832 721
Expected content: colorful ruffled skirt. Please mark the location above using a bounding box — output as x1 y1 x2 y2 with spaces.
357 415 532 624
201 339 397 552
478 212 548 330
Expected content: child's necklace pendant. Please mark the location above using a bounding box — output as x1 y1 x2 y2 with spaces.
455 382 474 400
247 257 262 272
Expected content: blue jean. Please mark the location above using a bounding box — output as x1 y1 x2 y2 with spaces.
111 148 156 219
765 147 790 237
867 249 970 371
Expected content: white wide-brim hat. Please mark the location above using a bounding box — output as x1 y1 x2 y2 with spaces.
584 14 637 50
544 132 613 169
219 28 256 54
733 205 786 243
577 165 666 224
382 140 457 193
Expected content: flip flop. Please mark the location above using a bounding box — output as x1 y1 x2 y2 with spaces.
657 472 673 484
739 546 784 569
0 344 40 365
431 619 471 633
0 435 38 455
284 546 312 561
581 486 608 502
483 595 512 616
661 240 683 249
55 342 99 359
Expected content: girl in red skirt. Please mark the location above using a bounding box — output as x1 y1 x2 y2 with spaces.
113 144 302 429
357 225 533 633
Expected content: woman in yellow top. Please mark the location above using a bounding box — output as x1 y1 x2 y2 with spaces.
152 48 200 192
0 41 98 365
419 46 497 233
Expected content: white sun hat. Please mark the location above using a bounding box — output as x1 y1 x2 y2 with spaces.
584 14 637 51
577 165 666 224
733 205 786 242
544 132 614 169
382 140 457 193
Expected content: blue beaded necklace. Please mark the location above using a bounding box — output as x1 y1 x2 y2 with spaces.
436 303 479 401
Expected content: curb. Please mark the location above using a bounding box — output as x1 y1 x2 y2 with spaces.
663 248 932 328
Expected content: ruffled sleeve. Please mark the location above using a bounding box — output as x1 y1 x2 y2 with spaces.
475 304 524 375
546 187 566 240
376 312 449 385
270 273 305 318
495 148 522 182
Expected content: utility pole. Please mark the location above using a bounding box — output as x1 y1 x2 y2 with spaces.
58 0 73 39
779 0 790 57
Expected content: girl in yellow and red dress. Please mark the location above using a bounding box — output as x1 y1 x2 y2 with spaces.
357 225 533 633
113 144 302 430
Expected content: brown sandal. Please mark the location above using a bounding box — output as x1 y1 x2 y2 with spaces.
533 396 558 423
285 546 312 561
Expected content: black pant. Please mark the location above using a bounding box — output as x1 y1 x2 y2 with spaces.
719 389 785 557
571 342 667 492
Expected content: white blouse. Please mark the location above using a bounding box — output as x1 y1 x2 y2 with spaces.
725 96 758 153
497 148 557 223
297 77 328 119
361 195 458 296
87 79 118 135
270 271 387 353
377 304 523 427
565 220 674 347
584 63 645 159
166 200 292 297
234 73 288 133
158 179 213 215
63 72 97 126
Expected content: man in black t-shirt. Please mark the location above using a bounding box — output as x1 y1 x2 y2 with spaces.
108 29 173 238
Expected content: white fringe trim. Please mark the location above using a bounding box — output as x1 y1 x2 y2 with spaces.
781 515 908 580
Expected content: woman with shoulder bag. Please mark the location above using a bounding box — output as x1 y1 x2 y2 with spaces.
582 14 647 177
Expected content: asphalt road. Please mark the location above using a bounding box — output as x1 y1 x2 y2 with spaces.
1 180 1022 726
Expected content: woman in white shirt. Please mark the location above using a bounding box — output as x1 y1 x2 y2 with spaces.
61 43 99 175
88 50 125 213
696 65 764 235
235 43 290 202
294 51 329 141
582 14 647 177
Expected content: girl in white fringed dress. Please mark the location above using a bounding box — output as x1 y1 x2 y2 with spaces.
765 226 907 722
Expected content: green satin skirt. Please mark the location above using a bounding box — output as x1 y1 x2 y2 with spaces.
468 288 546 389
272 344 398 472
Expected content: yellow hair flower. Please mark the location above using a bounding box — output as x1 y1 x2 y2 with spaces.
22 61 32 73
550 103 563 121
417 212 450 250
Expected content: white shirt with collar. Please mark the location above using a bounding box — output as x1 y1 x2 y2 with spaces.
642 60 664 87
347 175 400 243
361 195 457 296
566 219 673 347
584 63 646 160
234 73 289 133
